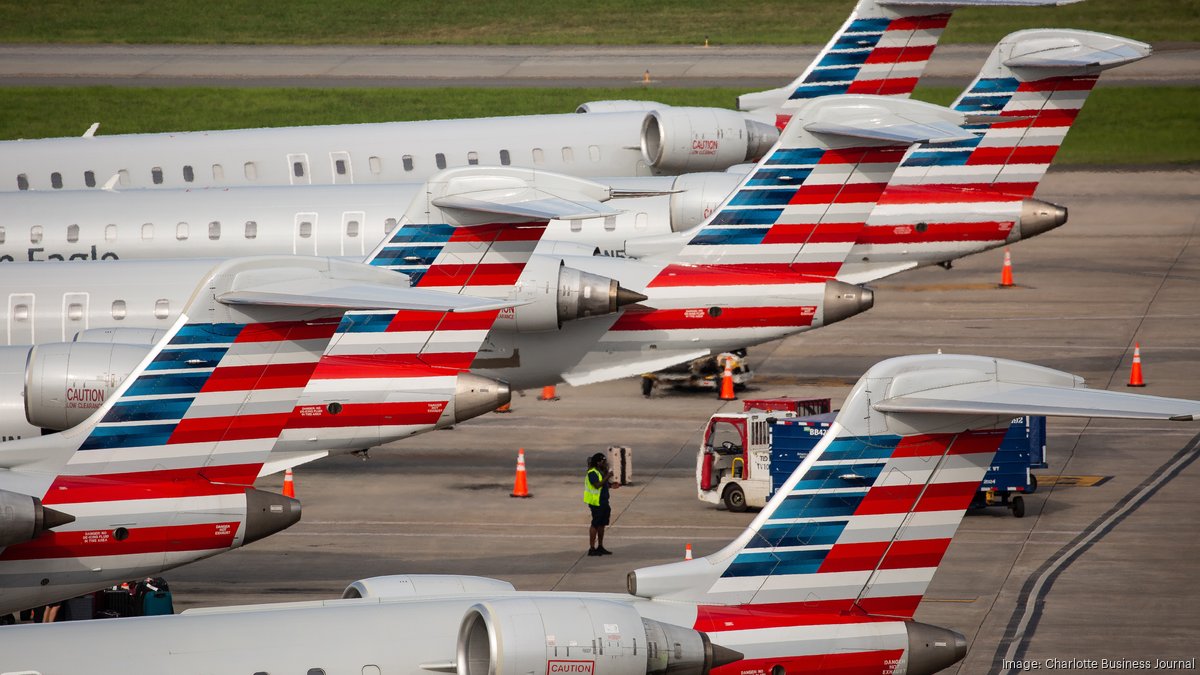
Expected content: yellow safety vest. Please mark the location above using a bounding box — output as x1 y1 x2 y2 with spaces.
584 468 603 506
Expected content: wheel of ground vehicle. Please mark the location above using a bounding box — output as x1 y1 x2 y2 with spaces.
1011 495 1026 518
723 484 748 513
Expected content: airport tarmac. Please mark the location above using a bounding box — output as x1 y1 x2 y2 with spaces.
0 42 1196 88
161 167 1200 673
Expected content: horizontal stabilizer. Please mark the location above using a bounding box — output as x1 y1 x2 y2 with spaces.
219 286 519 313
258 451 331 478
216 257 520 313
1004 31 1152 69
877 382 1200 421
803 96 973 145
432 193 620 222
423 167 618 226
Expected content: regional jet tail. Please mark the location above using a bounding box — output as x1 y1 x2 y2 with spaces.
839 29 1152 282
0 255 511 614
736 0 1081 124
2 354 1197 675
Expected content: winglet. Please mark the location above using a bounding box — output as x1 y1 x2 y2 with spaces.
1003 30 1152 69
82 122 100 138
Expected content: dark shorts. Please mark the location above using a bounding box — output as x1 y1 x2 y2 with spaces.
589 504 611 528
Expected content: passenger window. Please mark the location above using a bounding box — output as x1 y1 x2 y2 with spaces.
16 174 28 190
346 220 360 238
335 159 347 175
299 221 313 238
176 222 189 241
13 304 29 321
293 161 305 178
562 147 574 162
154 299 170 319
435 153 447 170
570 219 583 233
105 224 117 241
307 669 326 675
151 167 164 184
84 170 96 188
111 300 127 320
183 165 194 182
384 218 398 233
67 303 83 321
142 223 154 240
209 221 221 240
244 162 257 180
500 149 511 166
30 226 43 244
244 221 257 239
635 212 648 230
604 215 617 231
67 224 80 243
467 151 479 165
369 156 382 174
212 164 224 181
118 169 130 186
589 145 601 162
51 172 63 189
402 155 414 172
0 226 5 244
532 148 544 164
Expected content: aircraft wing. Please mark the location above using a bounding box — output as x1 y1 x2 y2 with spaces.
432 192 620 222
876 381 1200 421
561 349 711 386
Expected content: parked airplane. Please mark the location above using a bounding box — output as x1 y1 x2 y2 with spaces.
0 29 1146 287
0 0 1063 193
0 169 641 468
0 92 970 437
2 353 1195 674
0 254 516 615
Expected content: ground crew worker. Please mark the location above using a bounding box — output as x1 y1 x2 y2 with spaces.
584 452 619 556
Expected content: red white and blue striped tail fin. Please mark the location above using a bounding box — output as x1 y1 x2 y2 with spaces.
737 0 1079 126
887 29 1151 197
281 169 619 464
0 256 496 612
364 167 617 294
630 354 1200 618
671 95 972 279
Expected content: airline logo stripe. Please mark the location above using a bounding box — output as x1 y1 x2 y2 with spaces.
286 401 447 429
720 430 1004 582
787 13 947 101
648 265 834 288
145 346 229 370
610 306 817 332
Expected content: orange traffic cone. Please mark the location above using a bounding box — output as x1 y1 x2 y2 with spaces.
685 543 693 561
1127 343 1146 387
510 448 532 498
999 248 1015 288
538 385 559 401
719 357 736 401
494 402 512 413
282 469 295 499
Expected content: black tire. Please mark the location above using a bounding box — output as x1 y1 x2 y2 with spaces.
1028 473 1039 493
723 484 748 513
1012 495 1026 518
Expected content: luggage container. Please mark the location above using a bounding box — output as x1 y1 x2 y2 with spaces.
972 416 1047 517
742 397 831 416
604 446 633 485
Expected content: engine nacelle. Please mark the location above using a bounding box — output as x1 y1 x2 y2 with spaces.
641 108 779 174
341 575 516 600
665 172 746 233
500 256 645 332
0 489 75 548
576 101 669 114
73 326 167 345
25 341 151 431
457 597 740 675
